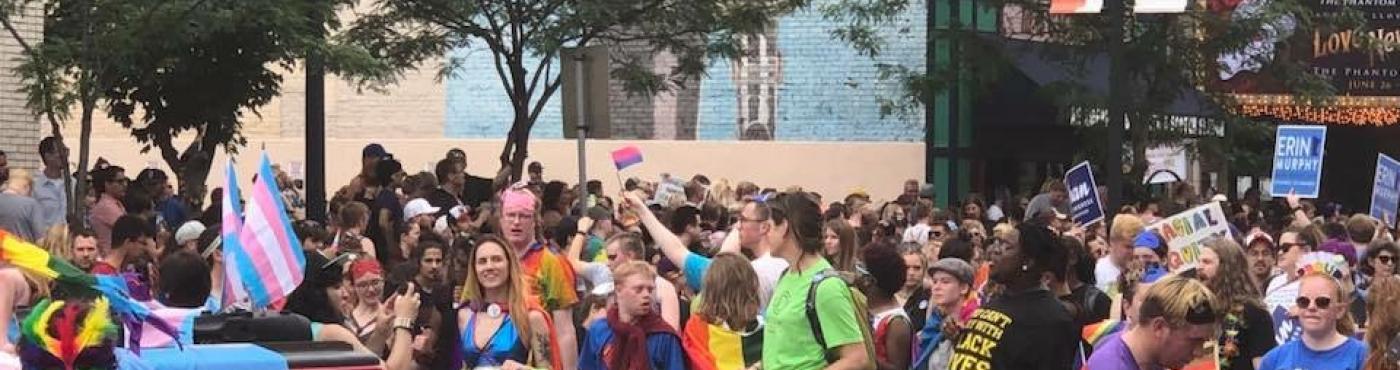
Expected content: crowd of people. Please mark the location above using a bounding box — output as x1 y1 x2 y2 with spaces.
0 139 1397 370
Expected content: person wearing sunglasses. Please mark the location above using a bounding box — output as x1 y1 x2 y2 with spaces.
1265 225 1324 319
1258 272 1367 370
89 165 129 255
1358 241 1399 300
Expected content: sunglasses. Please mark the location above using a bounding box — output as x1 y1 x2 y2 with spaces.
1296 296 1333 310
1379 255 1395 265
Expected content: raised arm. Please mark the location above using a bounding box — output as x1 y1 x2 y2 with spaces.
565 217 596 272
620 192 692 269
384 284 421 370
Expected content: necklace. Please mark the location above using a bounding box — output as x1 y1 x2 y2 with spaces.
486 303 503 318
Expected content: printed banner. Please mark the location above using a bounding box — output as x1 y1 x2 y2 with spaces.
1270 125 1327 198
1135 0 1188 13
1050 0 1103 13
1065 162 1105 226
1372 153 1400 226
1146 202 1231 267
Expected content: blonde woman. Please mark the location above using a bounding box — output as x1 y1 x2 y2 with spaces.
37 224 72 264
1258 272 1367 369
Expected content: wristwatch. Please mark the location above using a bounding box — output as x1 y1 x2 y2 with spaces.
393 317 414 331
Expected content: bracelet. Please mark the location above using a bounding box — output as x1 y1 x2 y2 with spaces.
393 317 415 328
394 325 413 333
576 230 589 236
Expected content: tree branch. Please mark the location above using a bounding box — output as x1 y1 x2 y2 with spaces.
0 15 33 54
525 53 554 98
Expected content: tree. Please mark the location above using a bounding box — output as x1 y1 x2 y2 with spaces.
823 0 1368 194
1 0 141 218
3 0 376 212
100 0 373 206
342 0 808 180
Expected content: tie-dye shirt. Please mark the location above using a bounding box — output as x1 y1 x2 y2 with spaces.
520 242 579 312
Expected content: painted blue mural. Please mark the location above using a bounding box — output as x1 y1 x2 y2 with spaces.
445 0 926 142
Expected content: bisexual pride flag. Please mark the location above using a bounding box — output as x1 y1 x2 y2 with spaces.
611 145 643 170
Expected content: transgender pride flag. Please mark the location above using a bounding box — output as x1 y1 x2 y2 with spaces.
229 153 305 309
221 161 248 310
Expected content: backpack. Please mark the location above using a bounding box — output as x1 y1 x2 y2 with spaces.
803 268 878 367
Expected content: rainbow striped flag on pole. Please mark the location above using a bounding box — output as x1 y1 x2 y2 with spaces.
228 153 305 309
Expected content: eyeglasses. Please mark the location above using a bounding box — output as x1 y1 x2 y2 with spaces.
354 279 383 289
1296 296 1333 310
1379 255 1395 265
503 212 535 222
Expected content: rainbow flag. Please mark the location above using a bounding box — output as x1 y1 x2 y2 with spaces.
611 146 643 170
517 245 577 311
1082 319 1125 350
681 315 763 370
229 153 305 309
0 230 179 352
221 161 248 310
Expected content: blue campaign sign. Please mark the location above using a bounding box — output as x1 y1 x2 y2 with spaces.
1270 125 1328 198
1064 161 1104 226
1372 154 1400 226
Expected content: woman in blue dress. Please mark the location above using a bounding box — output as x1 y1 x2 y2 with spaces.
433 235 560 370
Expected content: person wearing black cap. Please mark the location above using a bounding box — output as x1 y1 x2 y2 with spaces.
948 222 1076 370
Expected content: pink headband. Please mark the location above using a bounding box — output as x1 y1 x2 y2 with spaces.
500 187 538 213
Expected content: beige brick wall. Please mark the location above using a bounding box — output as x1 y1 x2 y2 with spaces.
0 2 43 172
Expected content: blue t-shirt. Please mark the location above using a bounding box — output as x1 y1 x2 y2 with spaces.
1258 337 1367 370
579 319 687 370
683 253 711 293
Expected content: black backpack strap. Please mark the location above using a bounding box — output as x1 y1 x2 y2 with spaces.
804 268 840 362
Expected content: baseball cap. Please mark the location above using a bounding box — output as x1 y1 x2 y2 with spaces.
928 258 975 286
174 221 206 246
403 198 441 222
1245 232 1275 250
586 206 612 221
362 144 388 159
1134 230 1166 253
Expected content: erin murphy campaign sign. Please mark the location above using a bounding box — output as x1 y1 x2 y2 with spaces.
1065 162 1104 226
1372 153 1400 226
1270 125 1327 198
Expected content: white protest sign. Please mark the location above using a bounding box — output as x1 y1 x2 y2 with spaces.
1145 201 1230 267
651 178 686 207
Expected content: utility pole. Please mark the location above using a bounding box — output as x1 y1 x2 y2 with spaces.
306 5 327 222
1105 0 1127 213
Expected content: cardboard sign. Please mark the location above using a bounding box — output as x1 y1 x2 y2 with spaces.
651 178 686 207
1270 125 1327 198
1371 153 1400 226
1065 162 1105 226
1146 202 1230 267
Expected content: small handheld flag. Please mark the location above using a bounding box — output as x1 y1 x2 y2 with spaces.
611 146 643 170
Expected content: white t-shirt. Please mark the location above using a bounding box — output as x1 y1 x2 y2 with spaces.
1094 256 1122 295
750 253 789 312
1264 274 1301 314
903 223 932 245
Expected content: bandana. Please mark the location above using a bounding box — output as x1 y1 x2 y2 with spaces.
500 185 539 214
349 259 382 282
